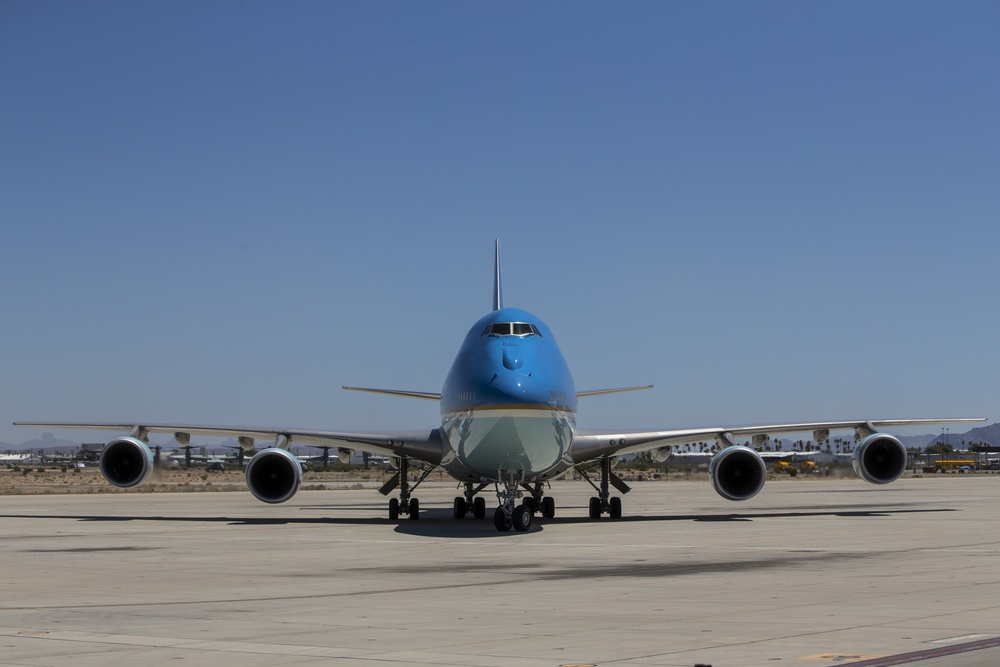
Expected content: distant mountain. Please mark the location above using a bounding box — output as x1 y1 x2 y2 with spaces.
896 424 1000 450
857 424 1000 450
8 432 80 452
896 433 940 449
951 422 1000 447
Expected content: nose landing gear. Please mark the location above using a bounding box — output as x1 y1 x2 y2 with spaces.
493 469 532 532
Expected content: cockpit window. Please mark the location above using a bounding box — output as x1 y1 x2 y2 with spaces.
481 322 542 337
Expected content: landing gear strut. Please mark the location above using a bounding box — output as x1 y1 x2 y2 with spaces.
493 469 532 532
578 455 630 519
379 456 433 521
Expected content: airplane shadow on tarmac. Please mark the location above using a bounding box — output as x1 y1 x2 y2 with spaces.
389 506 957 538
0 506 957 539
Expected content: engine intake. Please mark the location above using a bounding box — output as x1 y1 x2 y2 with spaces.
709 445 766 501
100 437 154 488
853 434 907 484
245 448 302 504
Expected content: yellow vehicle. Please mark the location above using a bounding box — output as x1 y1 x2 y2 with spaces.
773 459 818 476
934 459 976 473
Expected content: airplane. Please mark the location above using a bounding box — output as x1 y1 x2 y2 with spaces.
297 445 352 466
15 240 986 531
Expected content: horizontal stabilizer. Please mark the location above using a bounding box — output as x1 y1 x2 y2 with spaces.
577 385 654 398
342 386 442 401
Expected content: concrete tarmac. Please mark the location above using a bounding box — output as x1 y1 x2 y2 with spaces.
1 476 998 667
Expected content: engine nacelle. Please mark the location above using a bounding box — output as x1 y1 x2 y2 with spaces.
651 446 672 463
99 437 154 488
245 448 302 504
853 433 907 484
709 445 767 501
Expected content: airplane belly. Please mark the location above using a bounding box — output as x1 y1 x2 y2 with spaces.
442 409 575 480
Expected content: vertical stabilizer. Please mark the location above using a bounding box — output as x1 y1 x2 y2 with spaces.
492 238 503 311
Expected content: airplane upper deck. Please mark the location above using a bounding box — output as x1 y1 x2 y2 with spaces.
442 307 576 415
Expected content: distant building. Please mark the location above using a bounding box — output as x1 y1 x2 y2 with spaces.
77 443 103 464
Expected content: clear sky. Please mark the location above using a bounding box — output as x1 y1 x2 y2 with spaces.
2 1 997 447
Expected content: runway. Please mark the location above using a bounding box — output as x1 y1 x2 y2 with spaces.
1 476 998 666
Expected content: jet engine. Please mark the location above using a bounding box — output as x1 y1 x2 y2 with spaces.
852 433 907 484
709 445 767 501
245 448 302 504
99 437 154 488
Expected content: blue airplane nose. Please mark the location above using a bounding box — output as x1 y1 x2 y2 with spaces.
502 344 523 370
490 367 556 407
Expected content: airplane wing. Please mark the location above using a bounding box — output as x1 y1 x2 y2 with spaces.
341 387 442 400
569 418 987 464
577 385 654 398
12 422 446 465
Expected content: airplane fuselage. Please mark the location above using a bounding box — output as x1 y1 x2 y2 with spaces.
439 307 577 483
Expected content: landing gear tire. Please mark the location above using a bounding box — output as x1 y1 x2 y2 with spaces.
408 497 419 520
523 496 536 515
609 496 622 519
542 496 555 519
473 496 487 519
453 497 467 519
513 504 532 532
589 496 602 519
494 506 512 532
389 497 399 521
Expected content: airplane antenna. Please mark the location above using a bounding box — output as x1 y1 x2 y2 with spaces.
492 238 503 311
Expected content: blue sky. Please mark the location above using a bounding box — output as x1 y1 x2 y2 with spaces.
2 1 997 447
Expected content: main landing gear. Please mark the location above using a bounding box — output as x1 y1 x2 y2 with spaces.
455 480 554 531
381 463 559 531
577 455 631 520
520 481 555 520
453 482 488 519
379 457 433 521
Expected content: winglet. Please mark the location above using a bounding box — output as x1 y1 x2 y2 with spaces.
492 238 503 311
